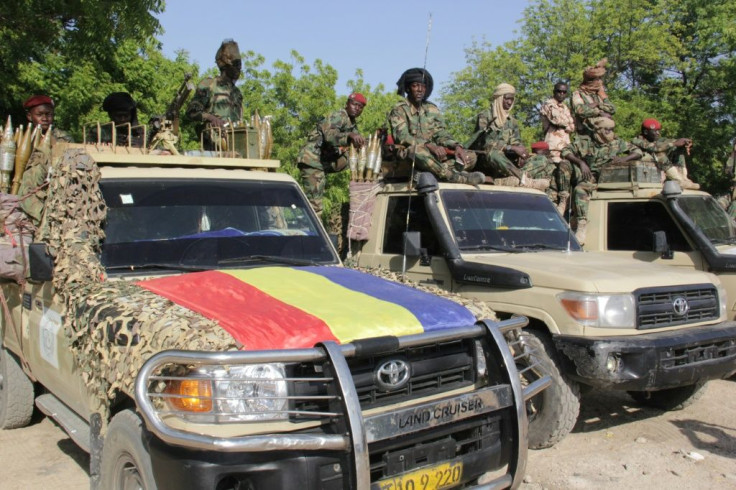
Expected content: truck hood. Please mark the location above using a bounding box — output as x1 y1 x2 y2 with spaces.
137 266 476 350
461 251 717 292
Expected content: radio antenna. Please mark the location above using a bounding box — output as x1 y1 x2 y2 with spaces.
402 12 433 280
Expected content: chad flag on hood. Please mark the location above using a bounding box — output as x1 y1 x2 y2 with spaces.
137 266 476 351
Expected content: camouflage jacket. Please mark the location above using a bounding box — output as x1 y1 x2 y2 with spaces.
524 153 555 180
186 75 243 124
630 136 685 166
297 108 360 168
51 128 74 143
18 150 51 225
561 135 641 174
540 98 575 134
571 89 616 132
467 108 522 152
388 99 459 149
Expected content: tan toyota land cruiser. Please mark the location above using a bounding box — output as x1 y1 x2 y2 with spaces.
348 171 736 450
0 136 548 489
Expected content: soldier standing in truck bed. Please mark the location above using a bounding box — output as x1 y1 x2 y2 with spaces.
562 118 642 245
186 39 244 149
388 67 484 185
297 92 367 218
571 59 616 137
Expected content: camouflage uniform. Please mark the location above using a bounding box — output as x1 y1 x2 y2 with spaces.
51 128 74 143
571 90 616 136
18 150 51 226
524 153 558 201
540 97 575 163
467 108 522 178
388 99 476 181
186 75 243 149
630 136 687 172
297 108 360 216
726 151 736 220
562 135 641 220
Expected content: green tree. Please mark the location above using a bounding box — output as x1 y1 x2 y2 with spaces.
0 0 164 116
441 0 736 191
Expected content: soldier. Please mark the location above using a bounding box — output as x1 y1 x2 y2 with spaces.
468 83 526 180
562 118 642 244
23 95 73 142
630 118 698 189
297 92 368 217
524 141 560 207
388 67 484 185
186 39 243 149
540 81 575 212
101 92 145 148
571 58 616 137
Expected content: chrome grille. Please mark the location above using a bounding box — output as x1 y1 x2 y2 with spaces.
636 284 719 330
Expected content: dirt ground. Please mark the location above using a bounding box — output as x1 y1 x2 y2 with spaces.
1 379 734 490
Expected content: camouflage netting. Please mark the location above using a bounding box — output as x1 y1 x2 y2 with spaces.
38 149 237 417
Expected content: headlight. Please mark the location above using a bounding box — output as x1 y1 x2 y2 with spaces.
717 283 728 319
558 292 636 328
165 363 288 422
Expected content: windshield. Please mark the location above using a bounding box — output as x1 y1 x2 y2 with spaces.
677 195 736 244
441 190 580 252
100 179 338 270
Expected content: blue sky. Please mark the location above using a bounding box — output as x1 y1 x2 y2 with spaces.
156 0 531 95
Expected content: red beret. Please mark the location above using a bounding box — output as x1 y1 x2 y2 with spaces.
23 95 54 109
348 92 367 106
531 141 549 151
642 118 661 130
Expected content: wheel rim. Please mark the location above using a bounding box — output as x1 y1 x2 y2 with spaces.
113 453 145 490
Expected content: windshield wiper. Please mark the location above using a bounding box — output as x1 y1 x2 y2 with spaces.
219 254 322 266
105 263 210 272
459 244 523 253
515 243 568 251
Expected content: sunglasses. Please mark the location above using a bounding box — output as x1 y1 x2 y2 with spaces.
555 89 568 93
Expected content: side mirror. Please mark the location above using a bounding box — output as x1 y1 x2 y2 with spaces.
28 243 54 281
403 231 430 266
652 231 673 259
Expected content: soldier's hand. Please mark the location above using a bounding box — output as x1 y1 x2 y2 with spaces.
579 162 593 181
204 113 226 128
454 145 467 167
348 133 365 149
510 145 528 159
426 143 447 161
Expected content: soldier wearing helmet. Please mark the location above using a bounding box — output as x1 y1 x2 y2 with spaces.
186 39 244 149
387 67 484 185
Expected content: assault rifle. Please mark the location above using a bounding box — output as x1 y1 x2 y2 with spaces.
148 74 194 154
165 73 194 136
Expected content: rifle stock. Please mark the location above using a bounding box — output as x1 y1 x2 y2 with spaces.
166 73 194 135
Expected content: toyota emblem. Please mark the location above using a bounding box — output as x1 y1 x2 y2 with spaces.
374 359 410 391
672 296 689 316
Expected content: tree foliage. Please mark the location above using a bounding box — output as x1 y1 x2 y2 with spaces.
0 0 164 116
441 0 736 192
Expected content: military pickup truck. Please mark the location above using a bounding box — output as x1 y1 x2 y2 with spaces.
582 161 736 320
0 140 548 489
348 171 736 449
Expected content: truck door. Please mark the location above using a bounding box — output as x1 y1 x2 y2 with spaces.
606 200 704 269
374 195 453 289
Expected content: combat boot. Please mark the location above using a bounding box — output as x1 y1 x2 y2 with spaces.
461 171 486 185
664 166 700 190
494 176 521 187
521 176 551 190
556 191 570 216
575 218 588 246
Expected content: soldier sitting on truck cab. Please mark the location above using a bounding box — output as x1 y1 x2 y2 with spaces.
562 118 642 244
630 118 699 189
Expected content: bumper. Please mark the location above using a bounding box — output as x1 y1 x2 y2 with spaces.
148 434 507 490
554 321 736 390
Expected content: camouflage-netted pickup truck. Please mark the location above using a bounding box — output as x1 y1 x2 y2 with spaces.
0 141 548 490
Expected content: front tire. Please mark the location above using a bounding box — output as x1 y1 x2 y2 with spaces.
519 329 580 449
101 409 157 490
0 346 34 429
628 381 707 411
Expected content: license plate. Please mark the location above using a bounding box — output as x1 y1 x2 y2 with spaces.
373 461 463 490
